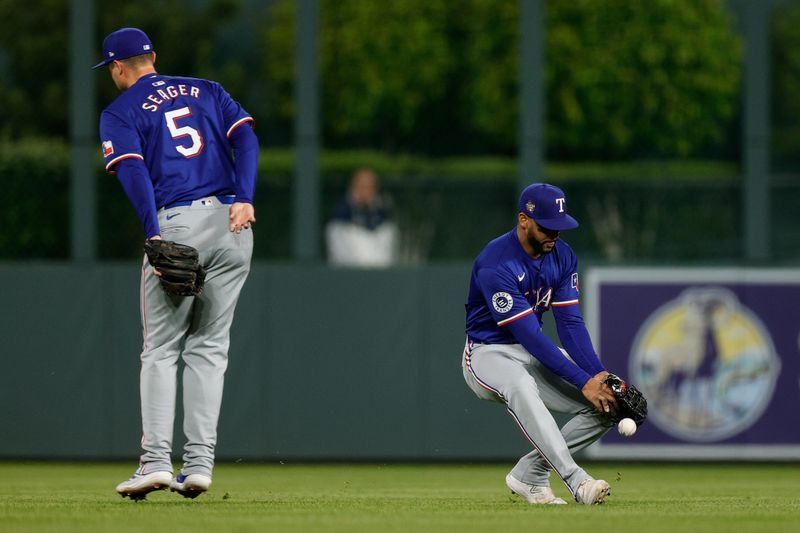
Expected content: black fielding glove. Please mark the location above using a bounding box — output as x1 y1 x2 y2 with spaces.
604 373 648 426
143 239 206 297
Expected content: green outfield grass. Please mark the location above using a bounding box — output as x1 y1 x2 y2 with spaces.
0 462 798 532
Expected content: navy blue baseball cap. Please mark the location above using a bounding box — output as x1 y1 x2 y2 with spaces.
92 27 154 69
518 183 579 230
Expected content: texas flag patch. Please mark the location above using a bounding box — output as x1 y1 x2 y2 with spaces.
102 140 114 157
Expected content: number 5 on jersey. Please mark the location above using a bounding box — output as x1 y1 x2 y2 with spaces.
165 106 204 158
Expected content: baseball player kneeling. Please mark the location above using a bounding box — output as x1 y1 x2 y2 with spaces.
462 183 645 505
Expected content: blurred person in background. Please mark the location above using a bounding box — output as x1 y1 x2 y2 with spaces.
325 168 397 267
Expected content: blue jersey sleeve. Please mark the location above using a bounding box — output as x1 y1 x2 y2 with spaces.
554 303 606 377
507 313 592 389
475 266 533 326
115 158 160 239
475 262 591 388
551 248 580 308
213 82 254 138
229 123 259 203
550 248 605 376
99 110 144 172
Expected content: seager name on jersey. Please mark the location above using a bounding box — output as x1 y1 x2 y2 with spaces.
141 84 201 112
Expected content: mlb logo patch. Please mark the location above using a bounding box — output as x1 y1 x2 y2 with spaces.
102 140 114 157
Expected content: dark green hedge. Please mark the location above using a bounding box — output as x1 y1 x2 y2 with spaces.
772 1 800 171
0 140 70 258
1 0 742 159
264 0 741 158
1 141 749 261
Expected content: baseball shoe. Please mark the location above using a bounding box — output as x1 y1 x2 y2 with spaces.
505 473 567 505
116 471 173 501
575 478 611 505
170 473 212 499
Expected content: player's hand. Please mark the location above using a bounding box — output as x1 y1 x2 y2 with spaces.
593 370 611 382
581 377 619 414
229 202 256 233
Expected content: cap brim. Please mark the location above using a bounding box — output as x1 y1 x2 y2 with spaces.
92 59 111 69
533 214 579 231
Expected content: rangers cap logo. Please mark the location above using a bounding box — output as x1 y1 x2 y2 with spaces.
517 183 579 230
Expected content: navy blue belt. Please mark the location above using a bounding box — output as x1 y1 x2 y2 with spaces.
162 195 236 210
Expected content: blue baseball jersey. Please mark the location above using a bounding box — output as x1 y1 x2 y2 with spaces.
99 73 253 208
466 229 581 344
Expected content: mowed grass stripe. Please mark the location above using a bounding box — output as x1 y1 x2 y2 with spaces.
0 463 797 533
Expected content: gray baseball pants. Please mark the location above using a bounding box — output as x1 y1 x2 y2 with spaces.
137 196 253 477
462 340 611 497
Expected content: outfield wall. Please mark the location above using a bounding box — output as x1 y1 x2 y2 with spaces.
0 263 531 461
2 264 797 461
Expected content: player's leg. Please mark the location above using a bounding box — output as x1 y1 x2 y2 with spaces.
117 255 194 498
177 201 253 486
139 256 196 470
512 350 613 495
463 344 562 503
464 343 589 497
462 340 505 403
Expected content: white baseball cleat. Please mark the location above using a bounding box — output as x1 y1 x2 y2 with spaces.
575 478 611 505
505 473 568 505
170 473 212 499
116 471 173 500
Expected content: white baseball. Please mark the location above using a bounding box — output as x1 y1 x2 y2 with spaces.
617 418 637 437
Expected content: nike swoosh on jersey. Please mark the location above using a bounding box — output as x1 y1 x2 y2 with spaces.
166 213 181 220
517 273 526 282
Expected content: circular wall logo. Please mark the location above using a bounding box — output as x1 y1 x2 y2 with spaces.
492 292 513 313
629 287 780 442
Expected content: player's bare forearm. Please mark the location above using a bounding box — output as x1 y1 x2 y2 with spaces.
229 202 255 233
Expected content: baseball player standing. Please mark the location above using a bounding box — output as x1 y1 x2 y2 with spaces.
463 183 618 505
93 28 258 500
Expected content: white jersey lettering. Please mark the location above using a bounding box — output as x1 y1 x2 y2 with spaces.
535 287 553 310
141 84 202 113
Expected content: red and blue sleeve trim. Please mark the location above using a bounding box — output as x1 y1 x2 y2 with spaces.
226 116 254 138
497 307 534 326
551 299 579 307
105 153 144 172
